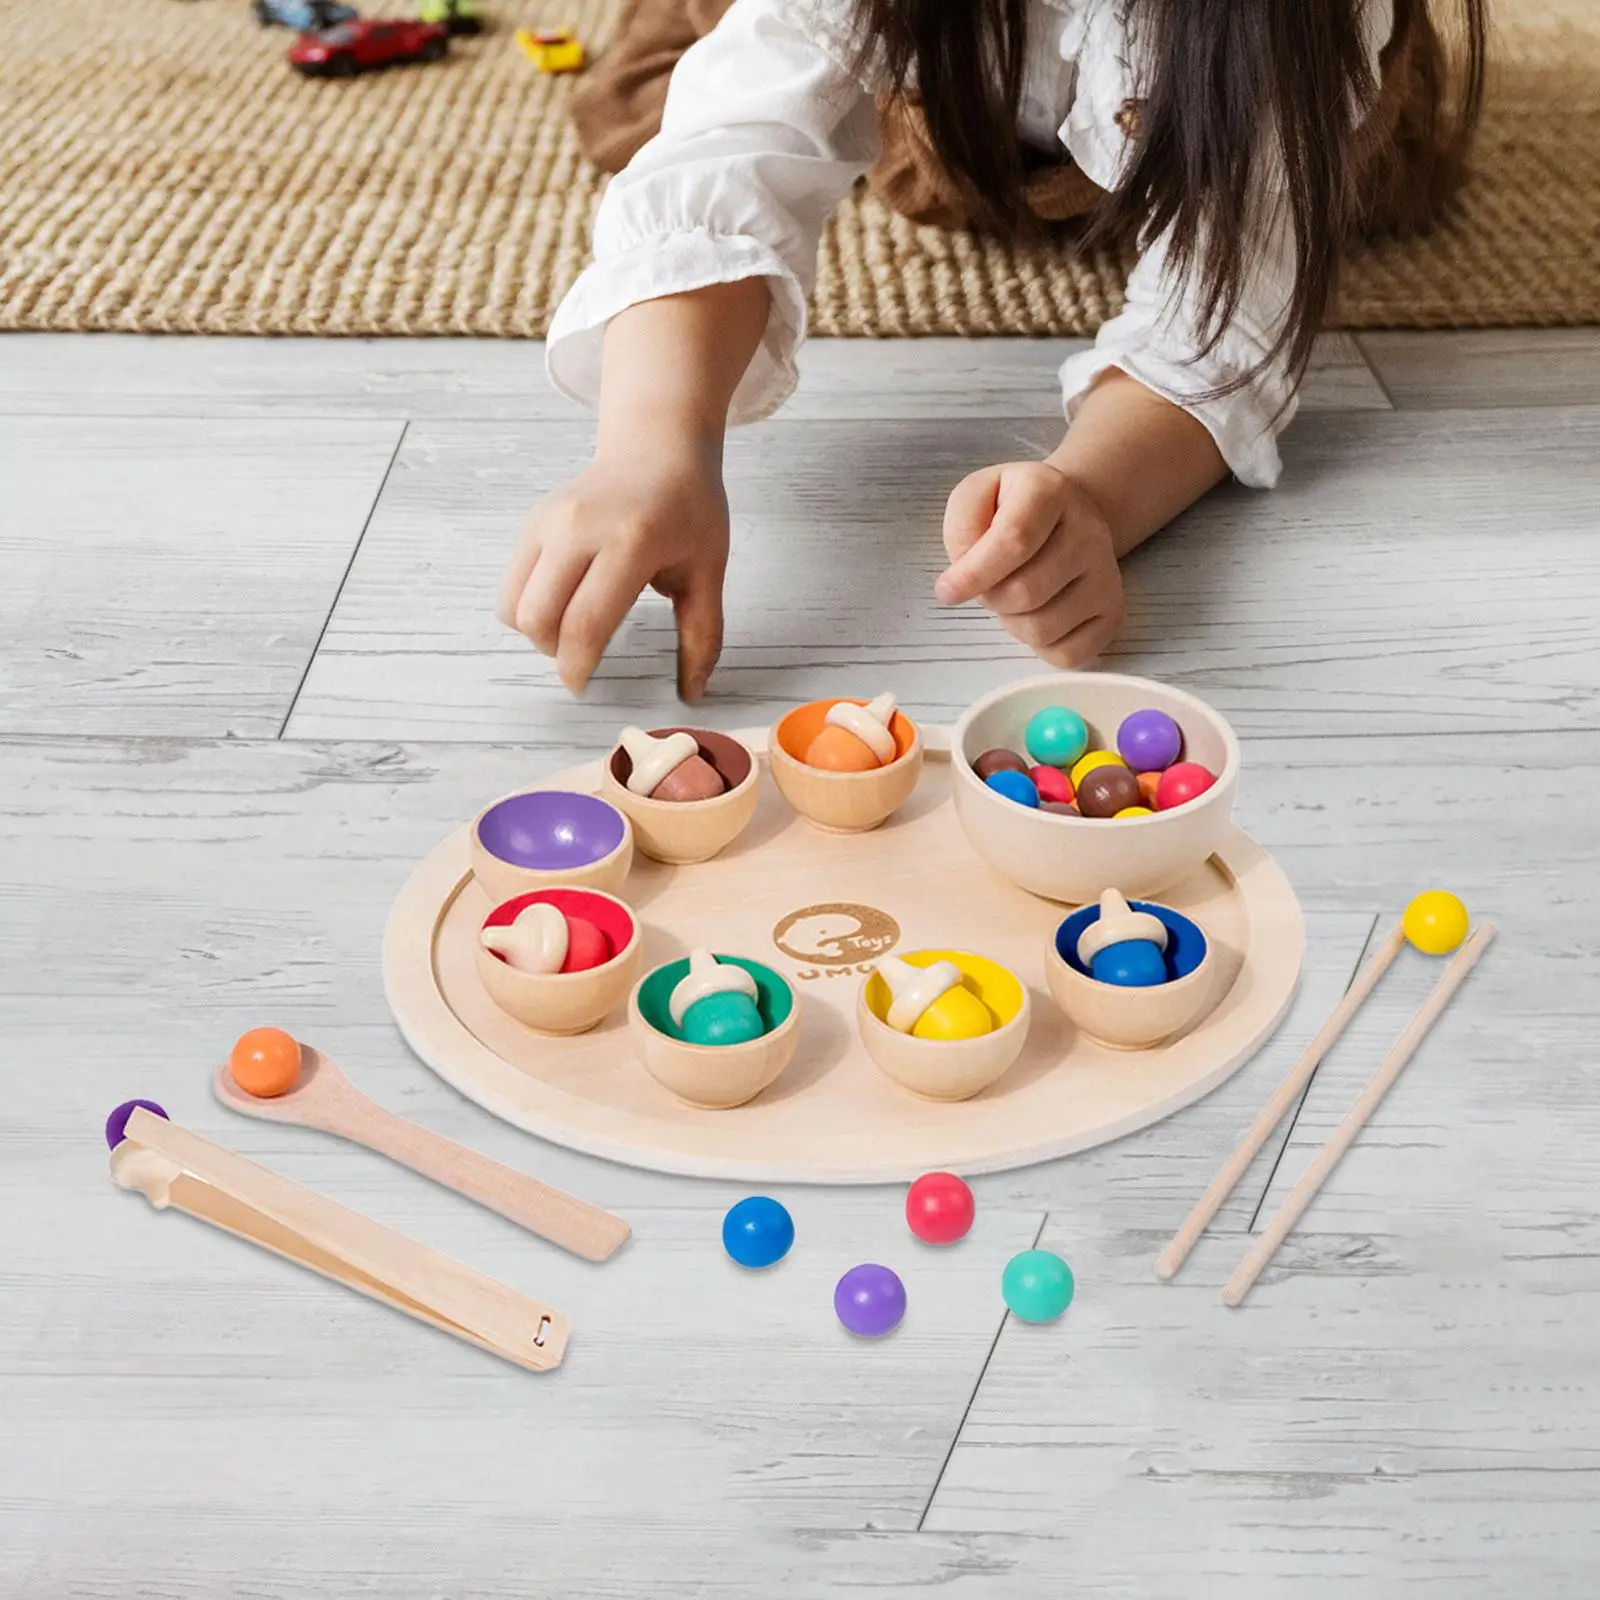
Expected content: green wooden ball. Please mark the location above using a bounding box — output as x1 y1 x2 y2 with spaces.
681 991 767 1047
1024 707 1089 769
1002 1249 1075 1323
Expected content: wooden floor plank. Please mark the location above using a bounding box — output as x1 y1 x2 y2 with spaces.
0 333 1385 419
289 406 1600 742
1358 329 1600 410
1228 728 1600 1240
1 1196 1040 1593
0 415 402 738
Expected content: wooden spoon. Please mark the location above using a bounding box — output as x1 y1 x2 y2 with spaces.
213 1039 629 1262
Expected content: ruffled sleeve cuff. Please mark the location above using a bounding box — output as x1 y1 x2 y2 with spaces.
545 228 809 426
1057 337 1290 490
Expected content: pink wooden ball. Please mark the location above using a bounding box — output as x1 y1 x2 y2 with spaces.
1155 762 1217 811
1028 765 1074 806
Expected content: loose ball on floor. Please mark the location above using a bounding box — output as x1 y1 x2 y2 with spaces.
722 1195 794 1268
835 1263 907 1337
906 1171 975 1245
1002 1249 1075 1323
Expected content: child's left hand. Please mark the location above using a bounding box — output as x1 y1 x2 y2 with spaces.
935 460 1125 667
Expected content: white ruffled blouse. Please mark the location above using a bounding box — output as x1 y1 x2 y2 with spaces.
547 0 1393 488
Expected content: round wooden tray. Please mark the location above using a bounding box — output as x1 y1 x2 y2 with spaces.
384 731 1305 1184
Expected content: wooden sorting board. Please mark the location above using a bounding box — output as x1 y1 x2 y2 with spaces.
384 733 1305 1184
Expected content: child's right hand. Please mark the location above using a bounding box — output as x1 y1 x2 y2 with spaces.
499 437 730 699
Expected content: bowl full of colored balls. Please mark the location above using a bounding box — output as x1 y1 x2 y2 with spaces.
474 886 643 1035
629 950 800 1108
952 673 1239 902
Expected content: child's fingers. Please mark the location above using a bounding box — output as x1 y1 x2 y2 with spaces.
497 527 542 629
1034 610 1120 670
672 576 725 703
981 535 1086 618
1000 573 1123 667
998 575 1098 652
940 468 1002 564
555 550 646 697
936 478 1060 605
513 543 593 658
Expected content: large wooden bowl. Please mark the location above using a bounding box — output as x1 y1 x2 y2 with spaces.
951 673 1239 903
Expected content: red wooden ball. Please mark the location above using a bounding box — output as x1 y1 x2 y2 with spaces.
560 915 614 973
1155 761 1218 811
906 1171 976 1245
1028 765 1074 805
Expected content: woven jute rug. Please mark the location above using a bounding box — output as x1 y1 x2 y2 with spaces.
0 0 1594 335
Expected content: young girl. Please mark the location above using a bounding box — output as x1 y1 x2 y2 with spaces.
500 0 1484 698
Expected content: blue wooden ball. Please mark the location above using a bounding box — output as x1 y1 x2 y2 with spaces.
722 1196 794 1268
1089 938 1169 988
985 769 1040 807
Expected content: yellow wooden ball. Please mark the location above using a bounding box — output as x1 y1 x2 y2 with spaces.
911 982 994 1042
1114 805 1155 819
1402 891 1470 955
1069 749 1126 789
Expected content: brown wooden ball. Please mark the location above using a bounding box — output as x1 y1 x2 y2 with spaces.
1076 764 1143 819
973 748 1028 781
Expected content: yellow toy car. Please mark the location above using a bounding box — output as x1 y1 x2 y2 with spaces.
515 27 585 72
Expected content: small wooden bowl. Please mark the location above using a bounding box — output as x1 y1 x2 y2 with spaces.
857 950 1030 1101
470 789 633 904
475 887 642 1035
952 673 1239 902
768 698 923 834
600 727 760 865
1045 900 1216 1050
628 954 799 1108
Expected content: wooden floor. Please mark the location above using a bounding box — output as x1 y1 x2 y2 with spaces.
3 328 1598 1598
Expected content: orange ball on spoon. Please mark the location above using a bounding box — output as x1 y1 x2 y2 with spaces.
229 1027 303 1098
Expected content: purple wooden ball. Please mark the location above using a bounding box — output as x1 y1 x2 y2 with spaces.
834 1263 906 1338
105 1099 168 1150
1116 709 1183 773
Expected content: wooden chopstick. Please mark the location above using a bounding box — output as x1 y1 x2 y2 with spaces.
1155 920 1409 1282
1221 921 1494 1308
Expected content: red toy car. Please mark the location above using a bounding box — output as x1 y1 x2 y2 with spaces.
289 18 448 75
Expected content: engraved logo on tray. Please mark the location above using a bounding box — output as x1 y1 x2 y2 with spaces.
771 903 901 982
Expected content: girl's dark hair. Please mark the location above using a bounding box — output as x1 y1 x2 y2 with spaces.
854 0 1488 386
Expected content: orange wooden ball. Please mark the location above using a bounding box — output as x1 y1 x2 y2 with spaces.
1136 770 1162 807
229 1027 302 1098
803 724 883 772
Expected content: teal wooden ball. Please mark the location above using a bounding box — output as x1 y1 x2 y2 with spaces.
1024 707 1089 769
681 990 767 1047
1002 1249 1075 1323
